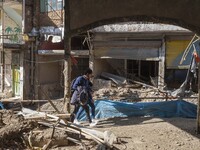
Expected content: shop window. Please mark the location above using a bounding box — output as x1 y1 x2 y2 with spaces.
127 60 158 82
40 0 63 12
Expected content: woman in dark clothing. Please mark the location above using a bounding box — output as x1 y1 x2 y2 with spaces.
70 68 94 125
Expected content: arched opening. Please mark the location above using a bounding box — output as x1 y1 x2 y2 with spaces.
64 0 200 139
85 22 196 92
70 16 200 37
65 19 200 135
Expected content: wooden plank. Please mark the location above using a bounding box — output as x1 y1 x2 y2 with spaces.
0 99 49 103
42 139 52 150
24 114 70 120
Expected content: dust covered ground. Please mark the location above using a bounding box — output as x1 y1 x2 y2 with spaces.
0 86 199 149
65 117 200 150
0 105 200 149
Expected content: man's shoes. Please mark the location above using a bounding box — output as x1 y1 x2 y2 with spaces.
73 119 80 125
92 119 99 124
89 119 98 127
89 122 97 127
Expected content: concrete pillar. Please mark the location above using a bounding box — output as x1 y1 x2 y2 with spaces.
64 39 71 113
64 0 71 113
158 37 166 89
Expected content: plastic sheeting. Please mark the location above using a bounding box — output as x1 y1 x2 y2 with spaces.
78 100 197 121
0 102 4 109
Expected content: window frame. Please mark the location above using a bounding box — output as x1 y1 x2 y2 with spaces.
40 0 63 12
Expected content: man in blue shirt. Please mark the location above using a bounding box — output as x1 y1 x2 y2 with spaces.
70 68 97 126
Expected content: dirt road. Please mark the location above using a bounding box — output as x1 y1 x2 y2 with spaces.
94 117 200 150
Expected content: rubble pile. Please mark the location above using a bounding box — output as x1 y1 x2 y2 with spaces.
93 87 166 101
94 87 140 101
93 86 198 104
93 72 198 104
18 108 120 149
0 110 37 149
0 107 121 149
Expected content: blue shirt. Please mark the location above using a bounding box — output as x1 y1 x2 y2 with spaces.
71 76 91 105
72 76 90 92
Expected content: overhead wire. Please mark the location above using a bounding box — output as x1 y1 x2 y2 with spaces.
23 59 65 64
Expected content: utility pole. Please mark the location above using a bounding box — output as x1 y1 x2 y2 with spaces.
64 0 71 113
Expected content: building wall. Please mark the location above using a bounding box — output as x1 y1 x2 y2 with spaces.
23 0 65 99
0 0 23 98
37 55 63 99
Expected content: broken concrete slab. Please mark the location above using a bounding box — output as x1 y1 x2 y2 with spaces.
100 72 127 85
93 79 112 90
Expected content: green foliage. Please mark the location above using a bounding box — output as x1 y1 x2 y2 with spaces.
5 26 13 34
5 26 22 43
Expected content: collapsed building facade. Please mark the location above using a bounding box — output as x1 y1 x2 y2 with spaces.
89 24 194 89
0 0 196 101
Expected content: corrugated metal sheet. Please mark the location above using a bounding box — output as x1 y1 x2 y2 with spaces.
166 40 190 69
94 48 159 60
92 33 162 61
38 50 89 56
93 41 161 48
92 33 161 60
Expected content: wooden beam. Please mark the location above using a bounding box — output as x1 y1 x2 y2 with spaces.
24 114 70 120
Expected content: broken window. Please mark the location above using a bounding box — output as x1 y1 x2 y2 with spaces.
40 0 63 12
127 60 158 82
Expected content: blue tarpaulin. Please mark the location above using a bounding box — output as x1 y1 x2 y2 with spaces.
0 102 3 109
78 100 197 121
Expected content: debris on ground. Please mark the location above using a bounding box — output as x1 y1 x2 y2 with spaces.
0 106 121 149
17 108 120 149
93 72 198 104
0 70 198 149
